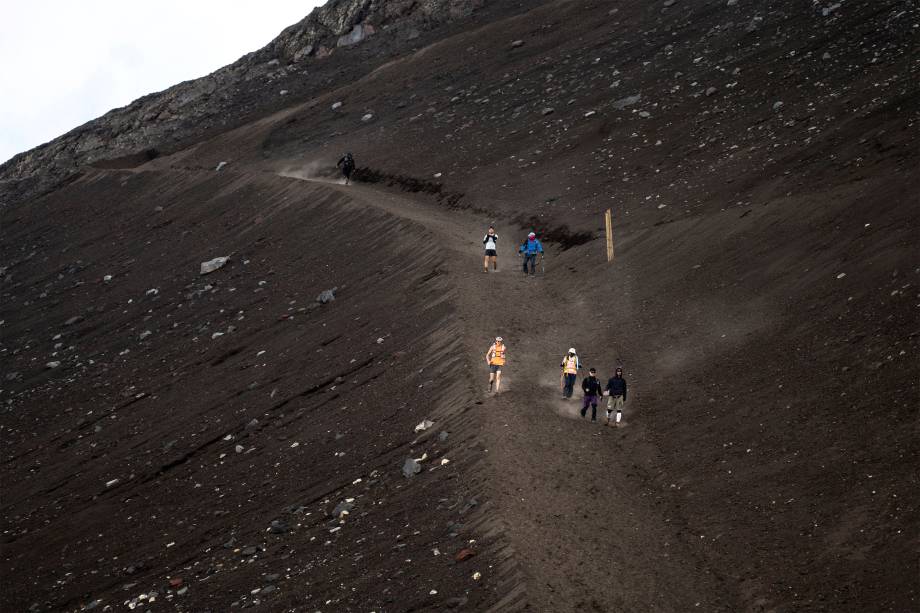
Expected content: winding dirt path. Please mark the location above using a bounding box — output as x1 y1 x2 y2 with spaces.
281 174 727 611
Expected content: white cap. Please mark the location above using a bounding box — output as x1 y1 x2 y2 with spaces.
528 232 536 238
496 336 503 341
569 347 576 354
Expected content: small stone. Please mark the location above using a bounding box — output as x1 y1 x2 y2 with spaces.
316 288 337 304
726 0 737 5
263 573 280 582
332 500 354 517
510 40 524 48
705 86 718 96
279 90 289 96
200 256 229 275
269 520 289 534
216 161 228 172
541 107 554 116
241 546 258 556
176 587 188 596
638 111 651 118
235 445 244 453
663 0 676 6
331 101 343 110
361 113 374 122
773 101 784 111
402 457 422 477
822 51 831 60
438 431 449 442
65 315 83 326
139 330 152 341
612 94 642 109
46 361 61 369
261 585 277 595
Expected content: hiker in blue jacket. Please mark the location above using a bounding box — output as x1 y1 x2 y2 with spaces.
518 231 544 275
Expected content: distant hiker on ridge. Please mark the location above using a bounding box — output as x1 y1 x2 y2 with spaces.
604 367 628 427
337 152 355 185
485 336 506 394
518 231 544 275
560 347 580 399
483 225 498 273
580 367 603 422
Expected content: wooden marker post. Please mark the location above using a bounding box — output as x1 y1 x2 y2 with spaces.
605 208 614 263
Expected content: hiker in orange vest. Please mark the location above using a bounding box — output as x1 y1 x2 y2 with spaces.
485 336 506 393
560 348 580 399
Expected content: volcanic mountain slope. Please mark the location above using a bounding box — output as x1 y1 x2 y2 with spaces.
2 1 918 612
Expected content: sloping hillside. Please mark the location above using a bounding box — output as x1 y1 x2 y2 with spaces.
1 1 917 611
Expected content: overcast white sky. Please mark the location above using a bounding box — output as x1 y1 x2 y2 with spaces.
0 1 323 165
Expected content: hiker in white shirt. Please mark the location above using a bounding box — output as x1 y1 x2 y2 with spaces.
482 225 498 273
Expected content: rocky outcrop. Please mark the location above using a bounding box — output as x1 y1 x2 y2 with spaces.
0 0 486 207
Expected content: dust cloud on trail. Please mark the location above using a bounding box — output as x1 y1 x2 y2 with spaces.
278 160 345 184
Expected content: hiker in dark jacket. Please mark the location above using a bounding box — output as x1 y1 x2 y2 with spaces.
580 368 603 422
604 367 628 426
337 152 355 185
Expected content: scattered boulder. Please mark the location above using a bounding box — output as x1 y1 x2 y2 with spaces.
705 86 718 96
269 520 289 534
332 500 354 517
414 419 435 432
402 457 422 477
361 113 374 122
510 40 524 48
46 361 61 369
612 94 642 109
200 256 229 275
331 101 343 110
337 24 374 47
316 287 337 304
215 161 228 172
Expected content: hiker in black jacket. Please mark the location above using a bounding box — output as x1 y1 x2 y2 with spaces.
604 367 628 426
580 368 603 422
337 152 355 185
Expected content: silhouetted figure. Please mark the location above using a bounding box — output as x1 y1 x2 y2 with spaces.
337 152 355 185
